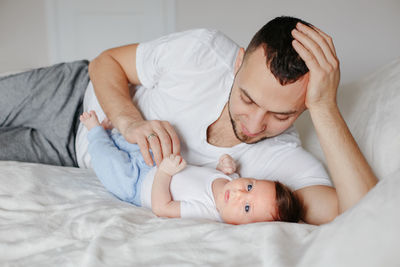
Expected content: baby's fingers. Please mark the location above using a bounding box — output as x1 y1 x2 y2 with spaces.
178 158 187 169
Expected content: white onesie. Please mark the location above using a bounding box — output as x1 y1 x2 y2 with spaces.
142 165 232 222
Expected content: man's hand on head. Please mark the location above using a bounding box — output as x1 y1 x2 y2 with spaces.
291 22 340 111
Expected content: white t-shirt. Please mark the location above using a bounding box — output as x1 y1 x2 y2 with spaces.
141 165 232 222
76 28 332 190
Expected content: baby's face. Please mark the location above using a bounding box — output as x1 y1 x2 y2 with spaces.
215 178 277 225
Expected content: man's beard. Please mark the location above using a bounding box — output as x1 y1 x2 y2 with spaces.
228 101 269 144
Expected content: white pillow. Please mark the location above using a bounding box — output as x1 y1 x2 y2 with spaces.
295 57 400 180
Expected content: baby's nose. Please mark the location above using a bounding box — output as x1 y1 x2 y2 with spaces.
233 189 246 200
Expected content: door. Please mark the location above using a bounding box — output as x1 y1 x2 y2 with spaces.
46 0 176 63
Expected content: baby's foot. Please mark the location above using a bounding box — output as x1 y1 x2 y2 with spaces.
80 111 100 130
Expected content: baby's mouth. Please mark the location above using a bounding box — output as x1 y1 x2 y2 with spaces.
225 190 230 202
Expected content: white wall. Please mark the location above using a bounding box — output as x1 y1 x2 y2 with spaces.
46 0 176 64
1 0 400 84
0 0 49 72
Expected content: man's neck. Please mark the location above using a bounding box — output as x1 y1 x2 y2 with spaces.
207 104 241 147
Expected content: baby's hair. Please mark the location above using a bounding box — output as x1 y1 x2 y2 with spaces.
274 181 304 222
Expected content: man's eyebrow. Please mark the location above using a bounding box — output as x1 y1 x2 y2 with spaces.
241 88 260 107
240 88 297 115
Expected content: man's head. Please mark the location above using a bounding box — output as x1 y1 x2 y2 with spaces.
229 16 312 143
215 177 303 225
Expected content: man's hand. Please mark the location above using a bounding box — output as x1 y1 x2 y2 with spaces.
216 154 237 175
89 44 180 167
291 22 340 110
292 22 378 221
122 120 181 167
158 155 187 176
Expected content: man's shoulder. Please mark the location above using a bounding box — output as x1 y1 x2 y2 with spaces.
162 28 239 65
167 28 235 45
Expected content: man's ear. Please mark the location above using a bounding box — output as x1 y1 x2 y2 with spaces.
234 47 245 75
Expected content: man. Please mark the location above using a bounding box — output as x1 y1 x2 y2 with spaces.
0 16 377 224
84 16 377 224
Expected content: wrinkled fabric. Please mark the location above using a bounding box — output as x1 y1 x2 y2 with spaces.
0 61 89 166
0 161 398 267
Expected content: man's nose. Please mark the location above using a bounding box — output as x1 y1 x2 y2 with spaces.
246 109 266 135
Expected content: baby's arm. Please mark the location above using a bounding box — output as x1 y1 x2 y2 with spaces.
151 155 186 218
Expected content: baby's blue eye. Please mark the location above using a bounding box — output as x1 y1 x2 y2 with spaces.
245 204 250 213
247 184 253 191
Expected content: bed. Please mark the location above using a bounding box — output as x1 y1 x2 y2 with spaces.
1 58 399 266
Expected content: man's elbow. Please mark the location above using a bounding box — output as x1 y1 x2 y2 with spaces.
317 208 339 225
303 207 339 225
298 187 340 225
88 51 112 76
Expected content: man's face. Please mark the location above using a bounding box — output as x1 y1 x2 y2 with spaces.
229 46 309 143
216 178 277 225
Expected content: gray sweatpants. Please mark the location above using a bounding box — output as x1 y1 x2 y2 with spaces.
0 60 90 167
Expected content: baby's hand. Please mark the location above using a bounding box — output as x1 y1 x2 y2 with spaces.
159 155 187 176
217 154 237 175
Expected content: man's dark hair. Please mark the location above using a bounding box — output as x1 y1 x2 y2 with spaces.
245 16 312 85
274 181 304 222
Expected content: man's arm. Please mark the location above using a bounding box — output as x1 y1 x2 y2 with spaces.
295 185 338 225
292 22 378 222
308 105 378 213
89 44 180 166
151 155 187 218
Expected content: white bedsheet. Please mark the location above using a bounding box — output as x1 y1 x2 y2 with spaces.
1 58 400 267
0 161 399 266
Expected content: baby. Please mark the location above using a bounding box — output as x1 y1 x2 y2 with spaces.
80 111 303 224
